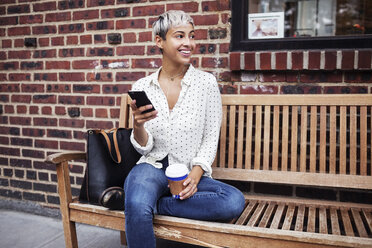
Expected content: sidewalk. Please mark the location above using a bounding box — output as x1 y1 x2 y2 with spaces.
0 199 201 248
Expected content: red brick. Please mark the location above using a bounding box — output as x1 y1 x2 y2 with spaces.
32 25 57 35
73 84 100 93
55 106 66 115
308 51 320 69
220 43 230 54
123 32 136 43
244 52 255 70
58 95 84 105
147 46 161 55
117 46 144 56
17 105 27 114
341 51 355 70
9 116 31 125
60 141 85 151
8 50 31 59
80 35 92 44
0 73 7 81
195 29 208 40
93 34 106 44
72 60 98 69
9 73 30 81
87 72 113 82
42 106 52 115
0 83 19 92
324 51 337 70
73 9 99 20
22 84 44 93
45 12 71 22
0 146 20 156
81 108 93 117
2 39 12 48
139 31 152 42
0 51 5 60
86 21 114 31
33 95 57 104
116 72 145 81
192 14 219 25
240 85 278 94
102 84 131 94
275 52 287 70
33 49 57 59
291 52 303 70
0 17 18 26
34 139 58 149
14 39 24 47
260 52 271 70
58 23 84 34
202 57 228 68
59 48 85 57
87 96 115 106
281 85 321 94
324 86 368 94
29 106 38 114
95 108 108 118
133 5 164 16
116 19 146 29
59 119 85 128
7 4 30 14
33 1 56 12
34 73 57 81
259 72 286 82
11 95 31 103
38 38 49 47
229 52 240 71
87 47 114 57
22 128 45 137
0 62 19 70
101 7 129 18
34 117 57 126
167 2 198 12
358 50 371 69
59 72 85 81
110 108 120 119
87 0 115 7
219 84 238 94
8 27 31 36
66 36 79 45
132 58 162 69
47 84 71 93
101 59 129 69
58 0 85 10
21 61 43 70
5 105 14 113
19 14 43 24
86 120 113 130
285 72 298 82
51 37 64 46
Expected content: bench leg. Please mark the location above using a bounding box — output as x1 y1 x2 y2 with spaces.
120 231 127 246
56 161 78 248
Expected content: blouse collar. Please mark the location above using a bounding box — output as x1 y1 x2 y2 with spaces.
150 64 194 87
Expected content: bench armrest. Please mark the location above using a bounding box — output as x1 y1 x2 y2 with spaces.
46 152 86 164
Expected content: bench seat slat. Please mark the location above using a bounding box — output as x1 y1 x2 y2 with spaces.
247 202 266 227
351 208 369 238
294 205 305 232
319 207 328 234
282 205 295 230
270 204 285 229
235 200 257 225
330 208 341 235
258 202 276 228
341 209 355 237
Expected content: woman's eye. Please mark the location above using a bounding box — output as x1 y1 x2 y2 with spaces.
176 34 184 38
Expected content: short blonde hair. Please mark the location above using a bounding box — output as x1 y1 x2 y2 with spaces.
152 10 194 40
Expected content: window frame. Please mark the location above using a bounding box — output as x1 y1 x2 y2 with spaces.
231 0 372 51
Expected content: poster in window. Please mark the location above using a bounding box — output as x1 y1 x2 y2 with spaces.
248 12 284 39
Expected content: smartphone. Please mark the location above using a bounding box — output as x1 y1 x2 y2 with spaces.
128 91 156 114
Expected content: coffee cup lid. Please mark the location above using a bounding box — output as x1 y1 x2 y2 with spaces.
165 164 188 181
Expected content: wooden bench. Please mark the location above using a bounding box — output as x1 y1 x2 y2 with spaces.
47 93 372 248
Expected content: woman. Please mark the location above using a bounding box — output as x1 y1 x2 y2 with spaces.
125 10 245 248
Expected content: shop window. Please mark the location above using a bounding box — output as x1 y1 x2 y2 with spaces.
231 0 372 51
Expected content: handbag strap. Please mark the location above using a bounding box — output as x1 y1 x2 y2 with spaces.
100 129 122 164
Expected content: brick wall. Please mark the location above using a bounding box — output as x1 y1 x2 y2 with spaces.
0 0 371 209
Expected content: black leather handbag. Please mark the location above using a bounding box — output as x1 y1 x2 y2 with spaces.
79 128 141 210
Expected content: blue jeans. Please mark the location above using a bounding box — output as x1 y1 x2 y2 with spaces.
124 161 245 248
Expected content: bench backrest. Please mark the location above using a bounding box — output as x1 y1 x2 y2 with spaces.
120 94 372 190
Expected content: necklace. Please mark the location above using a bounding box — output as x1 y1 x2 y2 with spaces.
161 66 185 81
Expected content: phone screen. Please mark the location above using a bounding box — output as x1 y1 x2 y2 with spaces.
128 91 155 114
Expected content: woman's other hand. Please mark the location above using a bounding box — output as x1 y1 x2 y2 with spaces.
179 165 204 200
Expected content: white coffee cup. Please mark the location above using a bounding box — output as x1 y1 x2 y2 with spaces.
165 164 189 199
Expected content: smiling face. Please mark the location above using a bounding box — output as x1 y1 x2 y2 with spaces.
156 23 195 66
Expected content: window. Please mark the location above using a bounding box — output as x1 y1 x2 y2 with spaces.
231 0 372 51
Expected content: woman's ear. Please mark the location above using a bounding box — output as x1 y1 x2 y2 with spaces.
155 35 164 50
